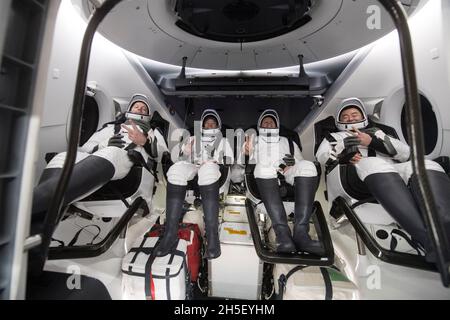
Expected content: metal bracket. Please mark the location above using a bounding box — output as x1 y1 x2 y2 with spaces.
24 235 42 252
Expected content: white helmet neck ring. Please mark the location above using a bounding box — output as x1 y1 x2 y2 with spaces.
335 98 369 131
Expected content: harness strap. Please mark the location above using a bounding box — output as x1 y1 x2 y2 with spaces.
390 229 424 256
68 224 102 246
278 265 334 300
288 139 294 156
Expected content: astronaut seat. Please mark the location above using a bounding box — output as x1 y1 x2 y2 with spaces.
71 155 156 218
314 115 448 268
244 126 311 204
65 109 170 219
44 107 169 250
43 156 156 253
243 127 334 264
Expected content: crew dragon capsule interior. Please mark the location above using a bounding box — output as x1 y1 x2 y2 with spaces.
1 0 450 300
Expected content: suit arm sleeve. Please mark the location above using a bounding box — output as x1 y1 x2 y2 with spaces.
370 129 410 162
79 126 113 153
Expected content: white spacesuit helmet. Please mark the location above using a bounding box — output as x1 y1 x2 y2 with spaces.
335 98 369 131
125 94 152 122
258 109 280 143
201 109 222 144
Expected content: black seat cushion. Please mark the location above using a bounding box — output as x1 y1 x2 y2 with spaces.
245 164 260 199
314 116 337 156
161 151 173 181
434 156 450 175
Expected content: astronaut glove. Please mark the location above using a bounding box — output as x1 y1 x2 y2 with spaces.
343 136 360 149
329 136 360 164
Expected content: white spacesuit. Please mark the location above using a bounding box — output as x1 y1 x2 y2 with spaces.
315 98 450 261
248 109 323 255
167 109 233 186
32 94 168 220
252 110 317 183
316 98 443 182
155 109 233 259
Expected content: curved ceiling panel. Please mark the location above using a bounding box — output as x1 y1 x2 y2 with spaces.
74 0 423 70
173 0 313 43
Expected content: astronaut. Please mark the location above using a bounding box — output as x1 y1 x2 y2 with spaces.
244 109 323 255
315 97 450 261
32 94 168 227
154 109 233 259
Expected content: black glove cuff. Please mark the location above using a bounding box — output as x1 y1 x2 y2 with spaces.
343 136 360 149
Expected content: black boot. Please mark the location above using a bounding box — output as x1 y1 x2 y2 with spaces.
31 155 115 233
38 167 62 184
31 168 63 229
29 156 115 277
28 168 63 278
410 171 450 261
293 176 325 255
364 173 432 257
154 183 187 257
32 155 115 217
255 178 296 253
199 181 221 259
